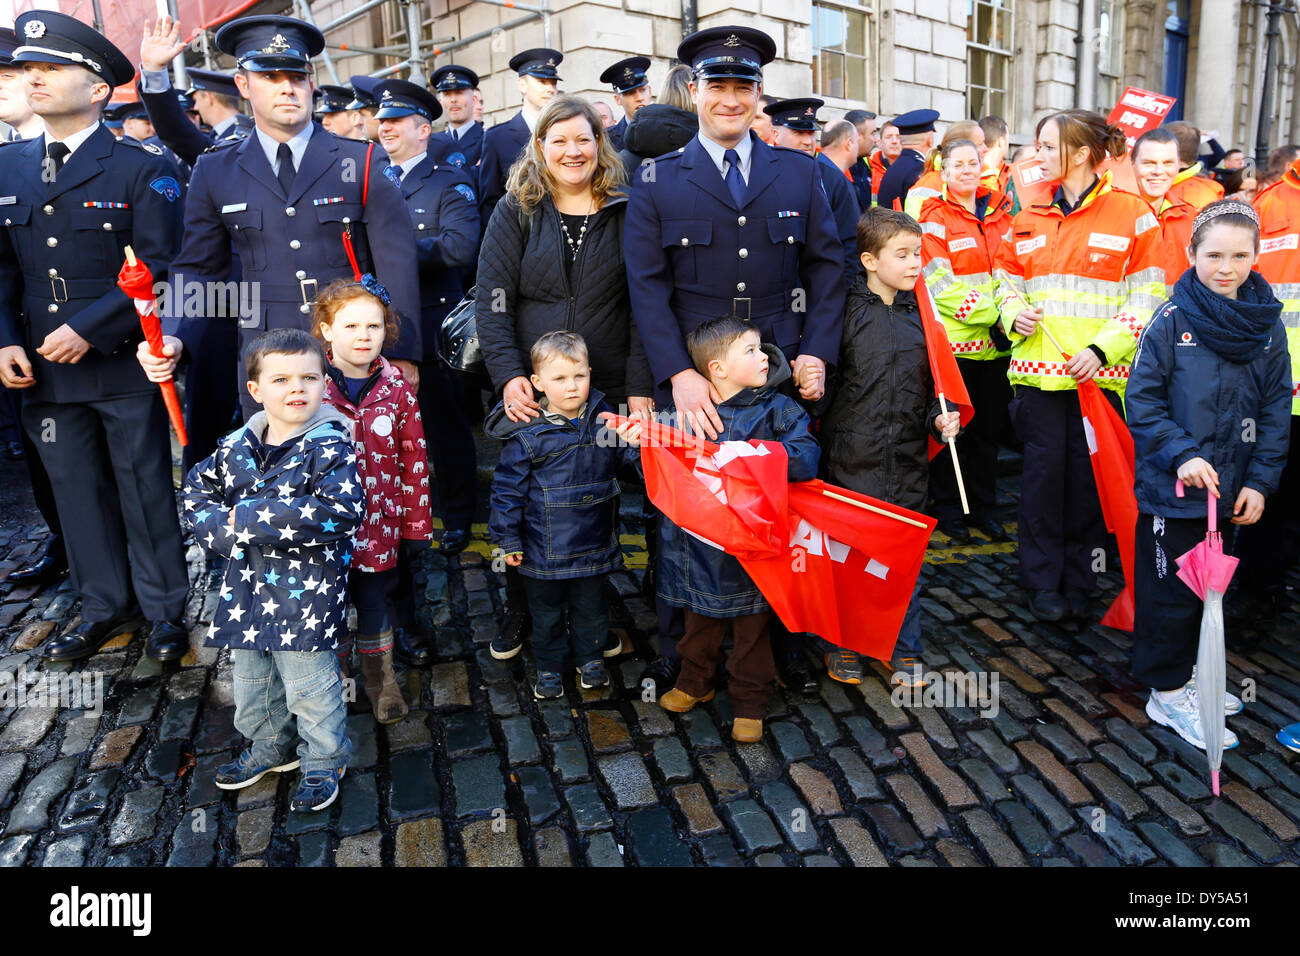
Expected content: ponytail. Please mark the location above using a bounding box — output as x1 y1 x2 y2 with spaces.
1041 109 1128 178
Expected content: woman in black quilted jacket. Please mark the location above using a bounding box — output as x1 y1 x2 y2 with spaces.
476 94 654 424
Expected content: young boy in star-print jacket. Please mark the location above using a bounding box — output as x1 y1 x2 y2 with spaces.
181 329 365 813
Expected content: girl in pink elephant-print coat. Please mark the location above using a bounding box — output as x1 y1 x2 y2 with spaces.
314 278 432 725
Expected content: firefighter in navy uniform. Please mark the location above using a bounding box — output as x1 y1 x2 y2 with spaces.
427 65 483 171
138 16 422 415
478 48 561 230
877 108 937 213
347 74 381 143
315 84 361 138
599 56 652 152
372 78 481 664
0 10 190 663
624 25 846 694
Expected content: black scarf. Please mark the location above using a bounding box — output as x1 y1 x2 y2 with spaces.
1170 268 1282 364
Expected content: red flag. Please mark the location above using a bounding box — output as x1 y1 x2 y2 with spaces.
608 416 937 659
914 277 974 458
1078 380 1138 630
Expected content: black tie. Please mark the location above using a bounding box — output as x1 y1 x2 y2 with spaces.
46 141 69 174
276 142 295 196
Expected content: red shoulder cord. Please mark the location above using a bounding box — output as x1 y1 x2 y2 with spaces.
341 141 374 281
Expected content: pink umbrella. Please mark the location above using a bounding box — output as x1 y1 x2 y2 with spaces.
1173 479 1239 795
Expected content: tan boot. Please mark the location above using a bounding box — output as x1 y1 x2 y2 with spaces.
359 639 408 725
731 717 763 743
659 686 714 713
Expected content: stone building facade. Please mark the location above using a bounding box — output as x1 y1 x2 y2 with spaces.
210 0 1300 153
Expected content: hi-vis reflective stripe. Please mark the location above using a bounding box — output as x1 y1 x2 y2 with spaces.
1134 212 1159 234
1293 381 1300 397
953 289 983 323
1010 359 1130 379
1114 311 1145 338
952 338 992 354
921 221 945 237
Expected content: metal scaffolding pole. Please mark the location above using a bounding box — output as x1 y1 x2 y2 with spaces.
296 0 341 84
429 13 541 57
404 0 425 85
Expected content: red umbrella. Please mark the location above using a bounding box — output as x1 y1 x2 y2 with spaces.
117 246 187 446
1174 479 1238 796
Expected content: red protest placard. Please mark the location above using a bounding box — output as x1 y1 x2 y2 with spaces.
1107 87 1177 149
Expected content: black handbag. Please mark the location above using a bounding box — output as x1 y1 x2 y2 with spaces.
438 287 484 375
439 203 536 377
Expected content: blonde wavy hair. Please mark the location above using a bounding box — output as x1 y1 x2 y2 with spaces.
505 95 626 214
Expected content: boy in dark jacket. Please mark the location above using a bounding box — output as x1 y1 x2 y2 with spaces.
818 208 960 686
182 329 365 812
1127 200 1290 752
488 331 639 699
653 316 821 744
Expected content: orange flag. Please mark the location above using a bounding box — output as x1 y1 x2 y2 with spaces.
914 277 975 459
1079 380 1138 630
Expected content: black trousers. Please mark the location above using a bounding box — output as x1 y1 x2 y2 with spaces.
1131 511 1234 690
417 356 478 534
1010 385 1120 594
929 355 1011 523
1234 415 1300 593
522 574 609 673
23 392 188 622
182 315 240 472
4 389 64 557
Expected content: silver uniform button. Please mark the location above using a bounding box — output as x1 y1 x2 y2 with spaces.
296 270 307 279
48 303 58 313
737 216 746 226
417 223 425 231
738 248 748 258
43 205 54 215
3 219 10 226
48 268 57 278
680 237 689 246
299 304 310 314
103 222 112 231
286 207 296 217
46 237 58 247
787 235 795 244
289 239 301 250
736 282 746 292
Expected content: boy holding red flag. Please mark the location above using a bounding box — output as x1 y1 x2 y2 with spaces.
817 208 960 686
649 317 820 743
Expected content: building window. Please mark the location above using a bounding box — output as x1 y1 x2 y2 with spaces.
967 0 1013 119
812 1 871 102
1097 0 1125 113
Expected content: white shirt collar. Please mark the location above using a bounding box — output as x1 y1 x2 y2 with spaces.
255 123 315 175
45 120 102 160
521 107 538 133
398 151 426 178
213 115 236 138
697 129 753 183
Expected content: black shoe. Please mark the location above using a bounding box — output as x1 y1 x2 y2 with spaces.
638 655 680 697
490 610 528 660
146 619 189 662
7 549 69 586
393 626 434 667
1064 591 1092 622
3 441 23 461
1026 589 1068 622
440 528 470 554
43 613 145 663
937 519 970 544
777 651 819 695
969 514 1005 541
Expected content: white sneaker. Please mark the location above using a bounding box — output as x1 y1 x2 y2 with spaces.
1146 686 1240 752
1187 669 1243 716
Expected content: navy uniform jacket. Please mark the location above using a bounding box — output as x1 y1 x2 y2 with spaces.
399 153 480 354
0 125 184 404
142 134 191 185
608 116 627 152
848 156 873 212
139 81 254 168
478 112 530 231
428 121 483 172
816 150 862 281
624 132 846 387
165 123 421 360
877 147 925 212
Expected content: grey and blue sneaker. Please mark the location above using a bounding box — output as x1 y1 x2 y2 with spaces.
1187 669 1244 716
214 748 300 791
1146 686 1239 751
1277 723 1300 753
577 659 609 690
291 767 346 812
533 670 564 700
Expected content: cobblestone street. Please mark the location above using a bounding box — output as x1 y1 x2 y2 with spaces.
2 446 1300 868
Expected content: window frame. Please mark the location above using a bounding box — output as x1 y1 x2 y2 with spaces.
966 0 1015 121
811 0 876 110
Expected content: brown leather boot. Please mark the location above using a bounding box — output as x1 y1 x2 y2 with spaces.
359 637 408 725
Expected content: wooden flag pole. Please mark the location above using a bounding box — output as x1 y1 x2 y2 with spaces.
818 488 929 528
937 391 969 515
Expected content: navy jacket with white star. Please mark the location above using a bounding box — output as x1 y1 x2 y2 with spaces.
182 405 365 653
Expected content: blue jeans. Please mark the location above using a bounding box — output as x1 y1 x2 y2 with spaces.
231 648 351 774
895 576 925 654
522 574 609 673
